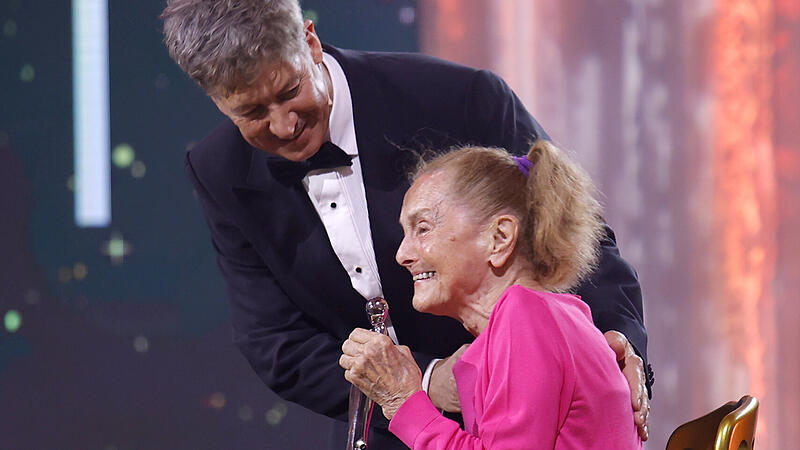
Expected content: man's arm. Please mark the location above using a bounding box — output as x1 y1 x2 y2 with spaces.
579 224 650 382
186 153 352 420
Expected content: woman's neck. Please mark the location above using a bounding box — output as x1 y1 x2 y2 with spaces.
455 267 545 336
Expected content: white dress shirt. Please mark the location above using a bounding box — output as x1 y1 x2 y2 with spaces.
303 53 398 344
303 53 439 392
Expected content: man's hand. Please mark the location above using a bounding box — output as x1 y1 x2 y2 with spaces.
340 328 422 420
428 344 470 412
604 330 649 441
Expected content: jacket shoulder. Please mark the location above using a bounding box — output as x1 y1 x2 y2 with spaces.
186 119 252 187
325 45 485 92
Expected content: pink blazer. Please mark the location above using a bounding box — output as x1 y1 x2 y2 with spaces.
389 285 642 449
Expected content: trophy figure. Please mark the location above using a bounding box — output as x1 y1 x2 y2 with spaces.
346 297 389 450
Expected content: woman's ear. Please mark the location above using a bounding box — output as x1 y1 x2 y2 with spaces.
488 214 519 269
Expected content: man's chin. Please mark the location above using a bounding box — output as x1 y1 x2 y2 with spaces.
260 142 319 162
280 135 326 162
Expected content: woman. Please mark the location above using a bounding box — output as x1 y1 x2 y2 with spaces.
339 141 643 449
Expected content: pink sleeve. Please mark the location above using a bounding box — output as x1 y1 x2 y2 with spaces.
389 294 573 449
389 391 486 450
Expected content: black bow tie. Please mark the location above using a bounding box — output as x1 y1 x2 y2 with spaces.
268 142 353 182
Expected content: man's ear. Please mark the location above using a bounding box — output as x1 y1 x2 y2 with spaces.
488 215 519 269
304 20 324 64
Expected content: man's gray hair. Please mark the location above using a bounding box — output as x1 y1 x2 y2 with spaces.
161 0 306 95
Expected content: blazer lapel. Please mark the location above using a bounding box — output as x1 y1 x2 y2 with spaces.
231 144 369 336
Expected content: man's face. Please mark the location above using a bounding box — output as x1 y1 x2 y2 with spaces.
212 25 332 162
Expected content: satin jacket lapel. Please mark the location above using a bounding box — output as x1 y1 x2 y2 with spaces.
232 146 368 336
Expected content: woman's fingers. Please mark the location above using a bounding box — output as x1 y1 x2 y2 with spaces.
346 327 374 344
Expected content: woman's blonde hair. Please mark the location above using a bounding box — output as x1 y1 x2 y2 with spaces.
413 140 604 292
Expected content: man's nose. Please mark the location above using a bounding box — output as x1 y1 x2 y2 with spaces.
268 106 298 140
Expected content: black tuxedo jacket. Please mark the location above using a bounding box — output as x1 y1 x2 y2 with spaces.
186 45 648 435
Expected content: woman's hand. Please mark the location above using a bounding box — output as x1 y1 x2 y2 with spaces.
340 328 423 420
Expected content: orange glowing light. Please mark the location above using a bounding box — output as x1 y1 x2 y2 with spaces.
712 0 776 447
439 0 465 42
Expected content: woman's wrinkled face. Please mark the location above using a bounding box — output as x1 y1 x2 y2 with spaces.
395 170 490 316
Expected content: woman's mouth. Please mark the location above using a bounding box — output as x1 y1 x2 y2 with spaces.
412 271 436 281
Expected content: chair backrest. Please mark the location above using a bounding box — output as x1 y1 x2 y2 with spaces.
665 395 759 450
715 396 758 450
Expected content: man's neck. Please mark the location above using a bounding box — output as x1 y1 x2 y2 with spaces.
320 56 334 142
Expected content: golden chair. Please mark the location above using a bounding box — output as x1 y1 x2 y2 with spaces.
666 395 758 450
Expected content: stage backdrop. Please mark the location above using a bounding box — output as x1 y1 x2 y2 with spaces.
419 1 800 449
3 1 799 449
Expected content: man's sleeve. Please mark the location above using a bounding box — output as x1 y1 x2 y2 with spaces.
462 69 549 155
186 153 353 421
463 69 652 393
573 224 652 393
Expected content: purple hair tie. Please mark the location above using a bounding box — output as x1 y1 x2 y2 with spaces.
512 155 534 177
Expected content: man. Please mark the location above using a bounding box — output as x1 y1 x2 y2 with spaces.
161 1 653 447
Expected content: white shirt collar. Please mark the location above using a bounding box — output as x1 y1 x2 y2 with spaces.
322 52 358 157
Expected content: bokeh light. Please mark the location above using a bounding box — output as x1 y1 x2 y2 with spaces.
265 402 288 426
237 405 254 421
112 143 135 168
19 64 35 82
101 231 133 265
58 266 73 283
24 289 40 305
398 6 416 25
4 310 22 333
67 174 75 191
206 392 226 409
3 20 17 37
133 335 149 353
131 161 146 178
73 262 88 280
303 10 318 24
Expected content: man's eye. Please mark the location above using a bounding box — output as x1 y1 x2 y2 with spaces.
283 83 301 99
243 106 265 119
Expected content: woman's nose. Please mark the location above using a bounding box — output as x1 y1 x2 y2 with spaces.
395 235 414 267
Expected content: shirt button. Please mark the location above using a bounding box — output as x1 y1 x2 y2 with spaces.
355 266 362 273
330 202 337 209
